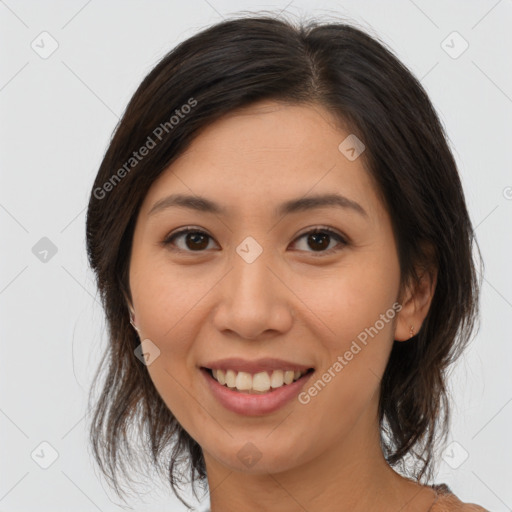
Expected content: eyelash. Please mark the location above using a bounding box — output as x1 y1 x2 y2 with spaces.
161 225 348 257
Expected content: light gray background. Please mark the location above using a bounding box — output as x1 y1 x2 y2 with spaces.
1 1 511 510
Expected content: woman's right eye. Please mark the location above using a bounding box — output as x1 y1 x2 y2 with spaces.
162 228 218 252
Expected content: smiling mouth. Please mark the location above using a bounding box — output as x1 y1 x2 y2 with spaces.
202 367 315 394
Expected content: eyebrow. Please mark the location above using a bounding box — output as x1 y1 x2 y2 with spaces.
148 193 368 218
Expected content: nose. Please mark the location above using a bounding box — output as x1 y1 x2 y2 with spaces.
212 246 294 340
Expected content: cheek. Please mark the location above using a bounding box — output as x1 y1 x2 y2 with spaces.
296 279 400 440
301 255 400 353
133 271 200 421
130 256 213 349
296 258 400 421
129 256 217 412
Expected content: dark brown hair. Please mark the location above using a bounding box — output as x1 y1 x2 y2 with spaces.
85 13 480 508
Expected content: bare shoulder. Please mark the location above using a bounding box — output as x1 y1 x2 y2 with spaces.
431 488 489 512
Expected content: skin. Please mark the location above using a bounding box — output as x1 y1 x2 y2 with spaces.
128 100 437 512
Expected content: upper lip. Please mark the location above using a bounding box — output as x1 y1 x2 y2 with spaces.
201 357 314 374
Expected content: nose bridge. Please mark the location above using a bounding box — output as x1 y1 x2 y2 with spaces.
230 234 276 305
212 233 293 338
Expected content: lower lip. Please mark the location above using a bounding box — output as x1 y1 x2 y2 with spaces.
201 368 314 416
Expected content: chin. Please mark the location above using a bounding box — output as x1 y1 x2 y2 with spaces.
203 435 311 475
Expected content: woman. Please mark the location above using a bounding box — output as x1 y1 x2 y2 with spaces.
85 14 488 512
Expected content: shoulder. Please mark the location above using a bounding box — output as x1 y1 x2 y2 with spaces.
430 484 489 512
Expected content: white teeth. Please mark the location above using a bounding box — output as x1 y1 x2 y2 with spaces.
252 371 271 392
212 368 225 385
217 370 226 385
225 369 236 388
283 370 294 385
270 369 284 388
235 371 252 391
210 368 307 393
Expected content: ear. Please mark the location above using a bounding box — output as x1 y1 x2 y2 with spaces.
394 264 437 342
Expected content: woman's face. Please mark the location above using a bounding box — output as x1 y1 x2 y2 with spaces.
129 100 405 475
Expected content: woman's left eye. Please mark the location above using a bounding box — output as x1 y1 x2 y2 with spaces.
291 227 348 255
162 226 347 256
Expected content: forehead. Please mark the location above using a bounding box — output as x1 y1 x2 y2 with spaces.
140 100 383 221
180 100 351 161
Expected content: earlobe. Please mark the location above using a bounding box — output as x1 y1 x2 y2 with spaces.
395 311 420 343
394 267 437 342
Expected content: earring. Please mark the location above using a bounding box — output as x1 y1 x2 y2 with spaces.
409 325 415 339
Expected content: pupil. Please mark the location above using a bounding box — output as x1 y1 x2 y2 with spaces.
186 232 208 250
309 233 329 251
